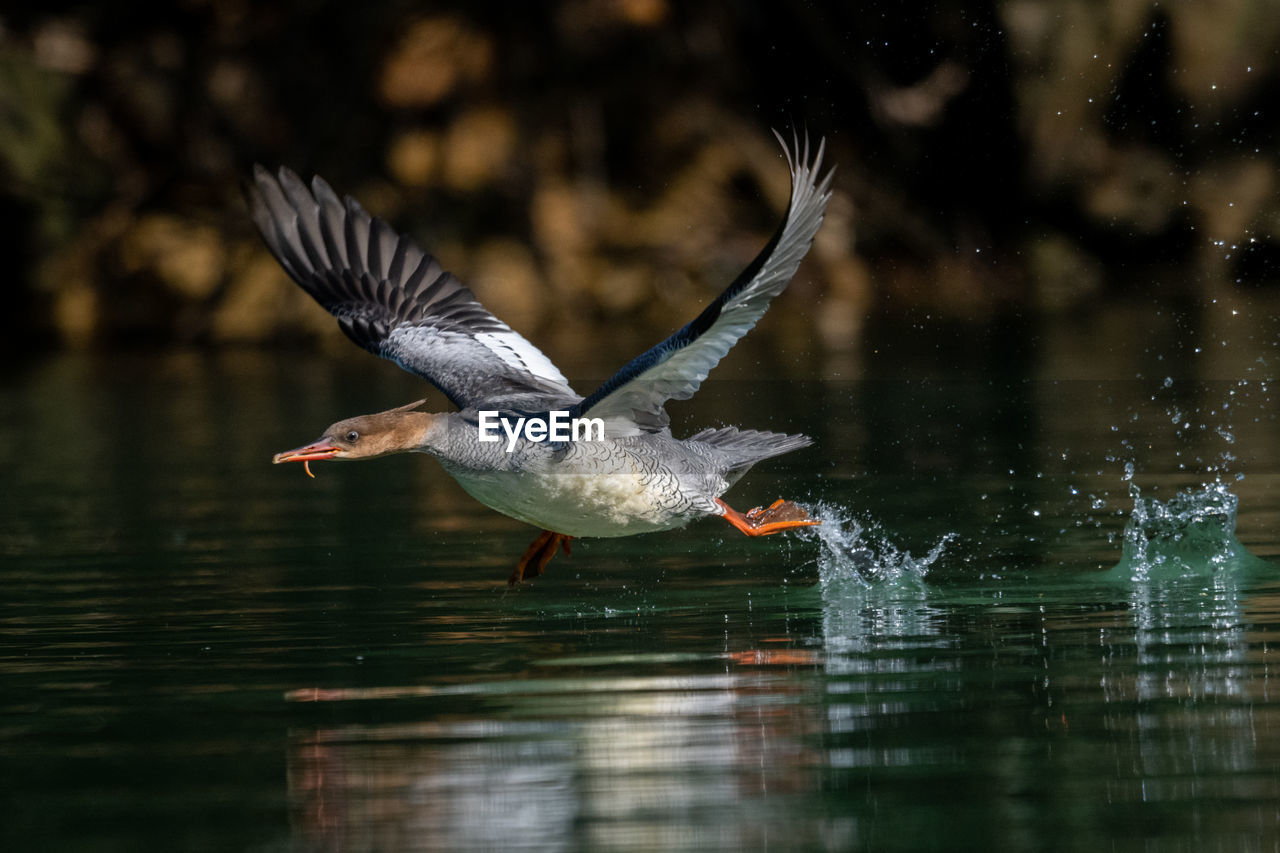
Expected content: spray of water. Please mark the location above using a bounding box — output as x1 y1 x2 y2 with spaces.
1112 479 1259 581
800 502 955 593
1109 374 1271 579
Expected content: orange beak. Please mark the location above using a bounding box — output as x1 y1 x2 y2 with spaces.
272 441 344 478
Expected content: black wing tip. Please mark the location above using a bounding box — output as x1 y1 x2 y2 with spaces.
244 163 280 205
245 163 337 206
310 173 344 211
245 163 304 217
248 162 294 187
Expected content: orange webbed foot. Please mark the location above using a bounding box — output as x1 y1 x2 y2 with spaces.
717 498 821 537
509 530 573 585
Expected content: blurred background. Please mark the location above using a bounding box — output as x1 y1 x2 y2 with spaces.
2 0 1278 373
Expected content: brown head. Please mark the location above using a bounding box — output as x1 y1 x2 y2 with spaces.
272 399 440 477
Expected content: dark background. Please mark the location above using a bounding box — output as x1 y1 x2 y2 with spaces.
3 0 1278 365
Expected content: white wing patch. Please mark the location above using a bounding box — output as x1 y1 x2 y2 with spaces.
474 331 569 386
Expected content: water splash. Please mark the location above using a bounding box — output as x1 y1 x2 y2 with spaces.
1112 480 1261 581
1141 375 1265 482
803 503 954 592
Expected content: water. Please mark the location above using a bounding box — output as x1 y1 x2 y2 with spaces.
3 336 1280 851
1113 480 1264 580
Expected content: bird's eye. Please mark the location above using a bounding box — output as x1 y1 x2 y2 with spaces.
345 430 359 443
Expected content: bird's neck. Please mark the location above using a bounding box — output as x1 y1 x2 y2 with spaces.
395 412 441 452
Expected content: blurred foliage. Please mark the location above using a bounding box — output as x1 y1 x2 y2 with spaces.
1 0 1278 353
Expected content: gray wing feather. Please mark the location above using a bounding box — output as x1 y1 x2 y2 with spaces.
571 132 833 433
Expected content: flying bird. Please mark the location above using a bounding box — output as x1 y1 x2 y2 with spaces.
250 132 832 584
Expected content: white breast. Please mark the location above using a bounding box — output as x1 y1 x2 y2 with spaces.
446 463 695 538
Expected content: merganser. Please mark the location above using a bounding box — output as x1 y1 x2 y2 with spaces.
251 132 832 584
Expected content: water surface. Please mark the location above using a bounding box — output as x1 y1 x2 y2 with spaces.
3 326 1279 851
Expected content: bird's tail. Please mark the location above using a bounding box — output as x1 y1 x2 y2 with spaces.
689 426 813 484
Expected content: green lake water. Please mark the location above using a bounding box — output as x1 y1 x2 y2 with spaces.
3 305 1280 851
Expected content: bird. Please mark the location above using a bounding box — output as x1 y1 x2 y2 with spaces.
249 131 833 585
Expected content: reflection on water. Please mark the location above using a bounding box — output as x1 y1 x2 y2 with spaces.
1096 571 1272 833
1117 573 1250 703
286 669 830 851
1101 472 1270 810
3 348 1280 851
810 501 950 675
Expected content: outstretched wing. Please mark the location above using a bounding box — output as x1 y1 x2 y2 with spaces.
569 132 833 433
247 166 577 410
